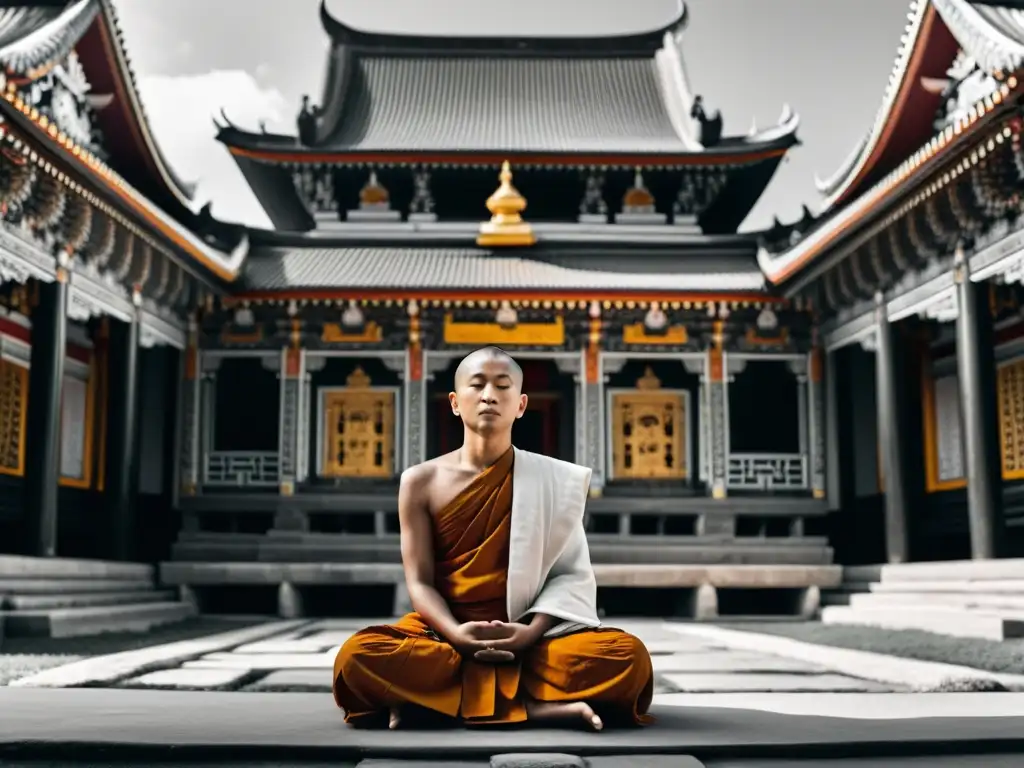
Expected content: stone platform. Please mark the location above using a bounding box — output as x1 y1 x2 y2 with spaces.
0 688 1022 766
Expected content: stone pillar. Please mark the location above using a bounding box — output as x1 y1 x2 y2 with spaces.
874 296 910 564
404 308 426 468
277 344 304 495
177 318 201 497
706 322 728 498
955 255 1004 559
825 348 842 508
584 312 605 494
104 292 142 561
808 345 826 498
24 271 70 557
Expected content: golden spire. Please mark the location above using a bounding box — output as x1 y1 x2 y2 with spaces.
477 161 536 247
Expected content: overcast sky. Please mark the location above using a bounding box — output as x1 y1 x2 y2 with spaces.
111 0 912 232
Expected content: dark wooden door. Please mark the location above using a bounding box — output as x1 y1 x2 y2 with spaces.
433 394 559 457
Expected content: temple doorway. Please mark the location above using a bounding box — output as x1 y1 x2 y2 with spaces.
427 358 575 461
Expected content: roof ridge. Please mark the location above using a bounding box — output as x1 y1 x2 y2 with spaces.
318 0 687 55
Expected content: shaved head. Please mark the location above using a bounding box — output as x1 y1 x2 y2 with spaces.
454 346 524 390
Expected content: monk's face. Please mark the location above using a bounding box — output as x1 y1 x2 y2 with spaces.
449 355 528 436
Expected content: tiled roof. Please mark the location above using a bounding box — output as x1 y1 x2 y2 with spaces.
319 55 694 153
242 246 765 292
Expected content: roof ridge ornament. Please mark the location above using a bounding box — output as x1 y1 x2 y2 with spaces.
477 161 536 247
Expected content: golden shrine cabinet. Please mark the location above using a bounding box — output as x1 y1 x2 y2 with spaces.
182 302 824 503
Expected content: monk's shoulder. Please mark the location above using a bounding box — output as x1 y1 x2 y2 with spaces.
399 459 439 492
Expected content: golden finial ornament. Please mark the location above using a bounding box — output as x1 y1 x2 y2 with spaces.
477 161 536 247
636 366 662 390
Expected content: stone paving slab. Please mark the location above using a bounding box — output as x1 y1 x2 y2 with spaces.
6 620 308 688
667 623 1024 690
126 668 251 690
652 651 824 674
187 652 333 670
250 669 330 691
233 638 346 654
1 688 1022 761
661 671 890 693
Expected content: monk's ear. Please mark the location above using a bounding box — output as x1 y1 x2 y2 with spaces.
516 393 528 418
448 391 460 416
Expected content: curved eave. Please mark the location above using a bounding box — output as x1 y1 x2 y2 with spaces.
0 0 98 77
0 90 248 284
73 0 196 208
318 0 687 55
932 0 1024 73
219 141 796 169
229 153 315 232
759 75 1021 288
814 1 959 212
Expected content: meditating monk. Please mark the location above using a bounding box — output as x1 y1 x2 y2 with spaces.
333 346 654 730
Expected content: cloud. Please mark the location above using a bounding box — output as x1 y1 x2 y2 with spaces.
135 69 292 228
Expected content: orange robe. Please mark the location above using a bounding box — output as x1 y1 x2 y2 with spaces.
332 448 654 727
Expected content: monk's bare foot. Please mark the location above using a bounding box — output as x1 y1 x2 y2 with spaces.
526 700 603 731
389 707 401 730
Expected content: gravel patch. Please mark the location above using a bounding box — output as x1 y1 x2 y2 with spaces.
0 654 83 685
0 617 268 660
719 621 1024 676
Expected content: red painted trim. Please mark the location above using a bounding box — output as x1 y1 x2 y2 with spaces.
233 289 783 304
226 146 789 168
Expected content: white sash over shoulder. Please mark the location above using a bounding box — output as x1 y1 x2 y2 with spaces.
506 447 602 638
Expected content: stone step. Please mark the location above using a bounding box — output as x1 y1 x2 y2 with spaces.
0 600 196 638
820 592 853 607
877 558 1024 584
2 589 177 611
173 539 834 566
0 555 154 581
161 561 841 589
0 578 156 594
821 604 1024 641
850 591 1024 612
870 578 1024 594
842 564 884 582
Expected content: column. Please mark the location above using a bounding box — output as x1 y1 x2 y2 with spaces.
874 296 910 564
808 345 826 498
824 348 842 508
104 293 142 561
177 317 201 497
706 322 728 498
954 255 1004 559
24 272 69 557
277 345 303 495
583 315 605 494
404 308 426 468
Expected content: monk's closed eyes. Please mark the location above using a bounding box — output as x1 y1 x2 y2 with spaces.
332 346 654 730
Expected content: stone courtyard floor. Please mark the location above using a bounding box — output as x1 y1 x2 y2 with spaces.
3 619 1024 765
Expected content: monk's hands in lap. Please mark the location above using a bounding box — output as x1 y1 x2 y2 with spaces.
472 621 537 662
451 620 516 662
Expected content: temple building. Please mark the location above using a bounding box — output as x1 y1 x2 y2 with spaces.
759 0 1024 577
158 0 846 619
2 0 848 632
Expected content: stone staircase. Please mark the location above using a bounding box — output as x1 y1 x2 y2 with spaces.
820 564 879 607
821 558 1024 641
0 555 195 640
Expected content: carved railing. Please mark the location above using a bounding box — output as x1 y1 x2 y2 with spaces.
727 453 808 491
204 451 280 487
